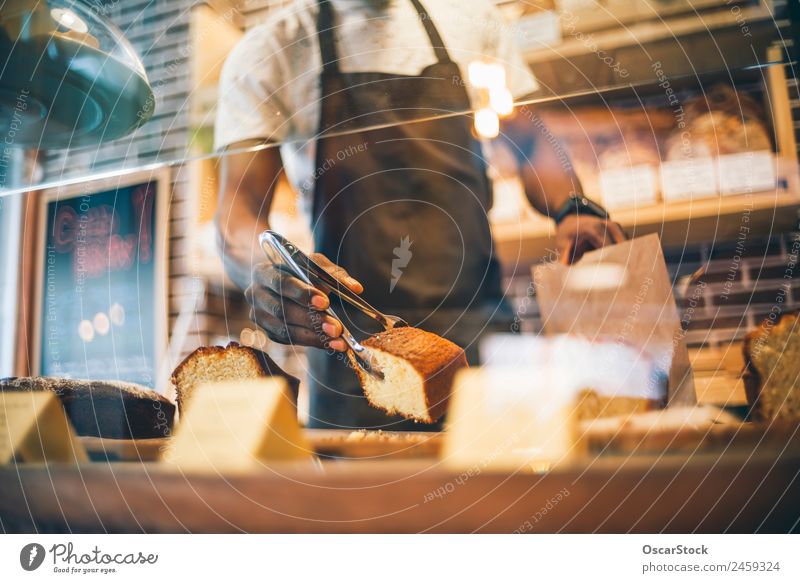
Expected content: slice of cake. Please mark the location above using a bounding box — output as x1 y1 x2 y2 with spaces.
349 327 468 423
743 311 800 422
171 342 300 415
0 377 175 439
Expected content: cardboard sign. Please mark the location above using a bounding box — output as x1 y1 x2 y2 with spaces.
0 391 88 464
660 158 717 201
717 151 776 195
443 368 585 473
533 233 696 406
165 378 311 471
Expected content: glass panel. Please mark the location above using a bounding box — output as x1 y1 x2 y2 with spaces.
0 0 790 195
0 0 798 430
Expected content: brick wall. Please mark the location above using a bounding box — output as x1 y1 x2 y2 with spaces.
39 0 199 380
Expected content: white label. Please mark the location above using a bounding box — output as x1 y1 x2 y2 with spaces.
443 368 582 473
599 165 659 209
660 159 718 201
1 391 88 464
166 379 310 470
717 151 776 195
515 11 561 50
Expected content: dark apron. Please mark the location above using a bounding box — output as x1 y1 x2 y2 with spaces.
306 0 511 429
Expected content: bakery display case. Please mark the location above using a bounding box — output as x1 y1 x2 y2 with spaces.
1 0 799 538
491 1 799 264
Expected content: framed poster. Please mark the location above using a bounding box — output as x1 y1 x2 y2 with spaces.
33 169 169 391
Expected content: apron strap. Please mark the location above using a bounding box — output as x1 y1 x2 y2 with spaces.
317 0 340 74
316 0 454 74
408 0 453 64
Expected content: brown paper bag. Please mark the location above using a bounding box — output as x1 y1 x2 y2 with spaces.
533 233 696 406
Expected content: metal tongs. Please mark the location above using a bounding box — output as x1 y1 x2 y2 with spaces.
259 231 408 378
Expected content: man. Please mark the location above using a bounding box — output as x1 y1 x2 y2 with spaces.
215 0 624 429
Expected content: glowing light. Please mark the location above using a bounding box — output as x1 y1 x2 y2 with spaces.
253 328 268 349
241 327 269 349
50 8 89 34
468 61 506 89
93 312 110 336
474 107 499 138
489 87 514 117
109 303 125 326
240 327 255 346
78 320 94 342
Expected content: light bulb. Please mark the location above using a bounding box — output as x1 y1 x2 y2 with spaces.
78 320 94 343
490 87 514 117
474 107 499 139
93 312 110 336
50 8 89 34
468 60 506 89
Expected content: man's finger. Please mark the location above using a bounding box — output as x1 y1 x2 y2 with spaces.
310 253 364 293
253 263 329 308
607 221 627 243
250 287 341 333
251 310 343 349
558 240 574 265
584 225 607 250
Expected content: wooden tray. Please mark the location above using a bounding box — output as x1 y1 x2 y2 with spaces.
78 414 800 463
80 436 167 462
80 430 444 462
306 429 442 460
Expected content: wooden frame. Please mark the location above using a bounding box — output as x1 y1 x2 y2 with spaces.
31 168 170 392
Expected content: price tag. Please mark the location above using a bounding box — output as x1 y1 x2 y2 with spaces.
443 368 585 473
165 378 311 471
717 151 776 195
0 391 88 464
515 11 561 51
660 159 717 201
599 165 659 209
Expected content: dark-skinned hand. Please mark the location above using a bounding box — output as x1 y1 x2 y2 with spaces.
555 214 626 264
245 252 362 352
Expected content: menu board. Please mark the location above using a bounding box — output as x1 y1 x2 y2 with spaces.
37 177 166 388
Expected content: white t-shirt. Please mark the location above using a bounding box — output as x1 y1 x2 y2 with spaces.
214 0 538 197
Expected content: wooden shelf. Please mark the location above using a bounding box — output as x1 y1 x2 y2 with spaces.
493 188 800 269
524 3 771 65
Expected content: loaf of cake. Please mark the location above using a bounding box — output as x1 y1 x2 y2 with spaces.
171 342 300 414
0 377 175 439
349 327 468 423
743 312 800 422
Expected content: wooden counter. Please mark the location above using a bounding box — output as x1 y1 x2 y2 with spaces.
1 439 798 533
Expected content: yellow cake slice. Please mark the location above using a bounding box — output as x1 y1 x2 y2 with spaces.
350 327 468 423
171 342 299 415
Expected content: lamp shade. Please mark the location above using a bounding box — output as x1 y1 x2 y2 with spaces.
0 0 154 149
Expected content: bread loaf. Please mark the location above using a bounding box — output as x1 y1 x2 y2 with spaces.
0 377 175 439
350 327 468 423
665 84 772 160
171 342 300 415
743 312 800 422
